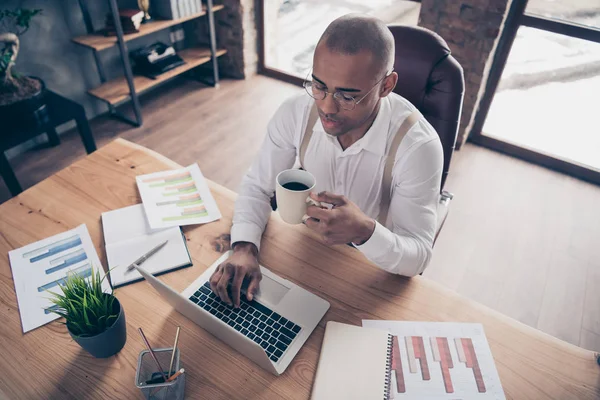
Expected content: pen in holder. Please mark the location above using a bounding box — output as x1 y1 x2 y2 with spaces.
135 347 185 400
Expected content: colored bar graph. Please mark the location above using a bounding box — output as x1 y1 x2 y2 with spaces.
142 171 191 183
455 337 467 362
182 205 206 215
392 336 405 393
412 336 430 380
430 337 441 362
405 336 417 373
149 176 193 187
37 265 92 292
179 193 201 200
436 337 454 393
166 181 196 191
45 249 87 274
25 235 82 263
156 192 201 205
44 304 60 315
156 198 203 207
163 183 198 196
461 338 486 393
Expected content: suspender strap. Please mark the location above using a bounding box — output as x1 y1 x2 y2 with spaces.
300 103 422 226
299 103 319 168
377 109 422 225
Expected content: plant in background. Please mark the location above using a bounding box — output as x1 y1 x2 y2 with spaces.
47 268 119 337
0 8 42 104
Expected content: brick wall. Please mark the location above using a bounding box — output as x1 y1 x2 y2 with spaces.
419 0 513 148
196 0 258 79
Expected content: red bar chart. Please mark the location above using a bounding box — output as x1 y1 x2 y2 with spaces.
392 336 406 393
432 337 454 393
366 321 505 399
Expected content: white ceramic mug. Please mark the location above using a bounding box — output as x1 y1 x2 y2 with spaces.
275 169 320 224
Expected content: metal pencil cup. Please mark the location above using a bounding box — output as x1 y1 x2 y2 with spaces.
135 347 185 400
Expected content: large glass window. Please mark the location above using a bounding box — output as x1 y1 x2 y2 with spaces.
483 26 600 170
263 0 421 78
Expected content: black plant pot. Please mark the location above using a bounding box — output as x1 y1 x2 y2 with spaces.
0 76 48 131
69 296 127 358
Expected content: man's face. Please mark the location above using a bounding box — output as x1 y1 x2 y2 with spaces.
311 43 383 137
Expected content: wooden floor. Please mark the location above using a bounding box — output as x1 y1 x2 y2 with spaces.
2 75 599 353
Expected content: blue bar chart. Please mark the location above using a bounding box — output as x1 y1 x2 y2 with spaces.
8 224 110 333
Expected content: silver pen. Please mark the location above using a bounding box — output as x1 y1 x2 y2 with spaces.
126 240 169 271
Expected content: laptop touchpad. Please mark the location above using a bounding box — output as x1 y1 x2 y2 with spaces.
253 275 290 306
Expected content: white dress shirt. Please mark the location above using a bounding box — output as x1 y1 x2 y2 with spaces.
231 91 443 277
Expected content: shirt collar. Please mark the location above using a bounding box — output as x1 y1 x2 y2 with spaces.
311 97 390 156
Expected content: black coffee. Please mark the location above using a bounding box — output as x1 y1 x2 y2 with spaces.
282 181 309 191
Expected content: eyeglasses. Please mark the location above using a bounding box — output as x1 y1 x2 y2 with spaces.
303 70 392 111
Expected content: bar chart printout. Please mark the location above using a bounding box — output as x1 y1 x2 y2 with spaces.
362 321 506 400
8 224 110 333
136 164 222 229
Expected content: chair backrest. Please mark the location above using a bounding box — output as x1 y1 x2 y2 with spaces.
388 25 465 190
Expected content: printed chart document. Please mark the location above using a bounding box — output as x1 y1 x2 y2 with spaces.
136 164 221 229
362 320 506 400
102 204 192 287
8 224 110 333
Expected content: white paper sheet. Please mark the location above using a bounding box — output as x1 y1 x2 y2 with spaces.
8 224 110 333
102 204 192 287
136 164 221 229
362 320 506 400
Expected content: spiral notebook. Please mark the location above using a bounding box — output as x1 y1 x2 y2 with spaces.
311 321 393 400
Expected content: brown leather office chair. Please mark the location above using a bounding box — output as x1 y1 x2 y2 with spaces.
388 25 465 242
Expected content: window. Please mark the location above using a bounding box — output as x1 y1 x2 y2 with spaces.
262 0 421 78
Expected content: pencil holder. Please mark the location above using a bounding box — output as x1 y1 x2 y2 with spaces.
135 347 185 400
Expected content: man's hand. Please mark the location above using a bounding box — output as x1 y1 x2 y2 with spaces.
304 191 376 246
209 242 261 308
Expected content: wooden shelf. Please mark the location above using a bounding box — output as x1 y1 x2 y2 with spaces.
72 5 225 52
88 47 227 105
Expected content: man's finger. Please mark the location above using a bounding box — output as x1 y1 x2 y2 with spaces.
216 264 234 305
311 191 345 206
246 273 262 302
303 216 321 231
209 265 223 294
230 266 246 308
306 205 329 221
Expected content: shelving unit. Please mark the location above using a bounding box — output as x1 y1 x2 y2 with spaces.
88 48 227 105
73 0 225 127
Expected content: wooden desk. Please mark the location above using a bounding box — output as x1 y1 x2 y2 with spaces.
0 139 598 399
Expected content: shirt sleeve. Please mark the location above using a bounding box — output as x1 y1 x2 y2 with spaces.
355 129 443 277
230 96 303 250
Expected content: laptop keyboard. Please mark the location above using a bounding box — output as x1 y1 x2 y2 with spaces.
188 281 302 363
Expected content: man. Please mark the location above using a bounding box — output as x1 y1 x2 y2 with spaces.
210 14 443 307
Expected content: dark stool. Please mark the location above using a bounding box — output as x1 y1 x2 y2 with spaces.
0 90 97 197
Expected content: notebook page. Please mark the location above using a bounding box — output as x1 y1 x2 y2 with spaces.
102 204 165 245
312 321 391 400
105 227 190 287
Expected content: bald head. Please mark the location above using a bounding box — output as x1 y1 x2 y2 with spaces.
318 14 395 76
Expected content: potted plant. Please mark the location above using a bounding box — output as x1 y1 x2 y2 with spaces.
0 8 45 128
48 268 127 358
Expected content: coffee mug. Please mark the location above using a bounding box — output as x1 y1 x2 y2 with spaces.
275 169 321 224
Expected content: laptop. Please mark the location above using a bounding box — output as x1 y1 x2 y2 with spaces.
134 251 330 375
